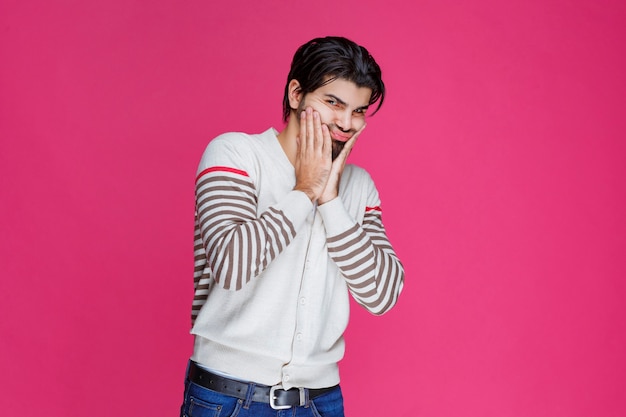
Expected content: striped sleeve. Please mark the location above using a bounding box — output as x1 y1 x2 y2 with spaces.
192 215 212 324
194 166 297 293
325 205 404 316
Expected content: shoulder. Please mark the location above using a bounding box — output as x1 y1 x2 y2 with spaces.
342 164 375 185
204 129 277 155
197 129 277 178
341 164 378 195
207 131 256 150
337 164 381 217
198 132 255 175
202 129 272 159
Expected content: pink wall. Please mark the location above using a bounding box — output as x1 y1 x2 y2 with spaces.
1 1 624 416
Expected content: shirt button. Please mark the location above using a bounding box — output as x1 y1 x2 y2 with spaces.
283 375 290 382
296 333 303 341
300 297 306 305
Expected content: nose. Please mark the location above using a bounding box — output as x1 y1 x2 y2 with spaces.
335 110 352 132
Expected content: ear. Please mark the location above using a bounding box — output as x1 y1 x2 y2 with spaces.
287 79 303 111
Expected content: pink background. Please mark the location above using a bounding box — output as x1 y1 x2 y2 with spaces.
1 1 625 416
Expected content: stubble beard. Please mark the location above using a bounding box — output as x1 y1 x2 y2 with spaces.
331 139 346 161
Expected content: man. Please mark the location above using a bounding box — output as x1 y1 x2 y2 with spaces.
181 36 404 416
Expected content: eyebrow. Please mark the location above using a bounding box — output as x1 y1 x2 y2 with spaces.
324 94 370 112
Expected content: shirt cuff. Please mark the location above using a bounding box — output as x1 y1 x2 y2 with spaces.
276 190 316 228
317 197 355 237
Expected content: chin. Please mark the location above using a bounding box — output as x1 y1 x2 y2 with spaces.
331 140 346 161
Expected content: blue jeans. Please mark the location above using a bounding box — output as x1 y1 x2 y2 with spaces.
180 370 345 417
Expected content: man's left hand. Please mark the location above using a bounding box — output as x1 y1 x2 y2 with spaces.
318 123 366 205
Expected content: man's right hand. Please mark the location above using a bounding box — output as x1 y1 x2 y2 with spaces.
293 107 332 202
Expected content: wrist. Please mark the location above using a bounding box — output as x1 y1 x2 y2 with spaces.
318 194 337 205
294 186 317 202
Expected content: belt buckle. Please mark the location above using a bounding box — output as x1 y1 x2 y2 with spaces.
269 384 306 410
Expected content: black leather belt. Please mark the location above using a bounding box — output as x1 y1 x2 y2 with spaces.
188 361 336 409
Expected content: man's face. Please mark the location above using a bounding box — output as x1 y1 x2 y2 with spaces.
296 78 372 160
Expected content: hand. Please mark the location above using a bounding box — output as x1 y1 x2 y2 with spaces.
293 107 332 201
318 123 366 205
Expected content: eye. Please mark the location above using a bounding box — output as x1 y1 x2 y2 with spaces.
326 99 337 106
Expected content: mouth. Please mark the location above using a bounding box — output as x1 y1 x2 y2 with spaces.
331 130 352 143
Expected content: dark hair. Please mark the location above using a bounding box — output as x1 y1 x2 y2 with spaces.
282 36 385 122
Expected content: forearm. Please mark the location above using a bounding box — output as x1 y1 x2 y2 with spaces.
196 167 312 290
319 199 404 315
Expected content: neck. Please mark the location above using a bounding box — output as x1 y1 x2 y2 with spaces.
276 114 300 166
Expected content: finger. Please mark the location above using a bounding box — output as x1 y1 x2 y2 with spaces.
321 123 332 159
298 110 306 156
306 107 315 151
314 111 325 151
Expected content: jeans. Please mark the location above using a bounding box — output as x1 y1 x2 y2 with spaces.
180 371 345 417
